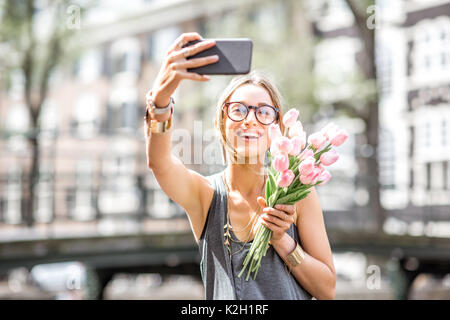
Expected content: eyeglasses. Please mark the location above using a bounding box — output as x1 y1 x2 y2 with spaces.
224 102 279 125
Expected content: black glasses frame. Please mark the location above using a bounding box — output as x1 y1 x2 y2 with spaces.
223 102 279 125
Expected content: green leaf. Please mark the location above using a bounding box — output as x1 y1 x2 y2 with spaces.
289 155 296 168
268 171 276 194
276 189 311 205
314 143 333 162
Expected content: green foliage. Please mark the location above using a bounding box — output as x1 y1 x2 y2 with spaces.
204 0 319 122
0 0 93 101
276 187 310 205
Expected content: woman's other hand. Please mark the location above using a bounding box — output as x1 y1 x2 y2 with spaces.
256 197 296 242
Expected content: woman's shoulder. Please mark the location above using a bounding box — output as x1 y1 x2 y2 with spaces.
200 170 227 206
196 170 225 218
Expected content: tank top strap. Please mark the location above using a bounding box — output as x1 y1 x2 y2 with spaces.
198 170 237 299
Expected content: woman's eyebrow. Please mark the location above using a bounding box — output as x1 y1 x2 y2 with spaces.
235 101 273 106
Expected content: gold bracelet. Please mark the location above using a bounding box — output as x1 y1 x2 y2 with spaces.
145 106 173 134
286 242 305 268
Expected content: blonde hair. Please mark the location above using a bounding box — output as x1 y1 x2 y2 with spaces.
214 70 285 164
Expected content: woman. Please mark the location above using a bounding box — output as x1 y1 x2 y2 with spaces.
145 32 336 300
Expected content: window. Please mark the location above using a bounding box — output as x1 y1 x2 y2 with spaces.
5 103 30 134
106 87 138 134
145 34 154 60
431 162 444 190
442 119 447 147
425 122 431 148
98 155 140 216
110 38 141 76
72 93 100 138
409 168 414 189
151 26 180 63
34 164 54 223
72 160 96 221
77 48 102 83
39 99 58 136
444 161 448 190
413 19 450 77
379 128 396 188
3 166 22 224
376 44 392 95
409 126 415 157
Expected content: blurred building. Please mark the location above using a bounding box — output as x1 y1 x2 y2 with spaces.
308 0 450 235
0 0 225 228
1 0 449 232
0 0 278 230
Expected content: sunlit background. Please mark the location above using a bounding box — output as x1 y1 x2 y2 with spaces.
0 0 450 300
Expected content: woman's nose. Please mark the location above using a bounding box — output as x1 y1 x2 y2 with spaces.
243 109 258 126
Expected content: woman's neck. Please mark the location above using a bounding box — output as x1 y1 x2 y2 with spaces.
224 160 266 199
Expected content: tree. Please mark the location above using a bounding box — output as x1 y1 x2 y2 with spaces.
0 0 88 226
204 0 318 119
205 0 384 232
340 0 383 232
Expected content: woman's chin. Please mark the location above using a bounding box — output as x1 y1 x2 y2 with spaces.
234 148 265 164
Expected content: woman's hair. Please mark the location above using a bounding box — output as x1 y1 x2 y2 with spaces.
214 70 285 163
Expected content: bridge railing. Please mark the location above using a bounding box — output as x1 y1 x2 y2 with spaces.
0 152 449 239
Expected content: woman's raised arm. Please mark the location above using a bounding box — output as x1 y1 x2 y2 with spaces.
145 32 218 241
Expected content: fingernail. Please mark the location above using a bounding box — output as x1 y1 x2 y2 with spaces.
275 205 281 209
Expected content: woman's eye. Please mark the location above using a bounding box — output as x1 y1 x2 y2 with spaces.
258 107 273 116
230 104 246 114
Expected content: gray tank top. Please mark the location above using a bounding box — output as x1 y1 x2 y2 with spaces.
199 170 313 300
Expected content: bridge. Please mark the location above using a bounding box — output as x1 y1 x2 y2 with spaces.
1 170 449 299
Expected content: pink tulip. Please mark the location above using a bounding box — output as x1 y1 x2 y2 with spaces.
311 167 323 184
271 136 293 155
316 164 325 175
330 129 348 147
270 143 279 155
289 135 305 156
298 156 315 176
307 131 327 150
277 169 295 188
321 123 339 141
317 170 331 185
288 121 304 138
282 109 299 128
320 149 339 166
273 153 289 172
299 148 314 161
268 123 282 142
300 166 321 185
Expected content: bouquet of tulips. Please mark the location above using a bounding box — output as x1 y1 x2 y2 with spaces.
238 108 348 281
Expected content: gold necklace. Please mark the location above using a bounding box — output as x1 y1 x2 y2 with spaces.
222 172 266 257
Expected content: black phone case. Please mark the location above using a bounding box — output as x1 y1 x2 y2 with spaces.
182 38 253 75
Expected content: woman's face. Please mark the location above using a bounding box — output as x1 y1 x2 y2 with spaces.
224 84 275 162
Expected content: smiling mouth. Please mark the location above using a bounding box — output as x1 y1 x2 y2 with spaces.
236 130 262 141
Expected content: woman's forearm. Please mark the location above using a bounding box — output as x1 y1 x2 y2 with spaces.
145 120 173 171
272 233 336 300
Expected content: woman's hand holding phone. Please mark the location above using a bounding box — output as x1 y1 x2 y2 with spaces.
149 32 218 114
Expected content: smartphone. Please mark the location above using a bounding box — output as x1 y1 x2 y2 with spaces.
182 38 253 75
